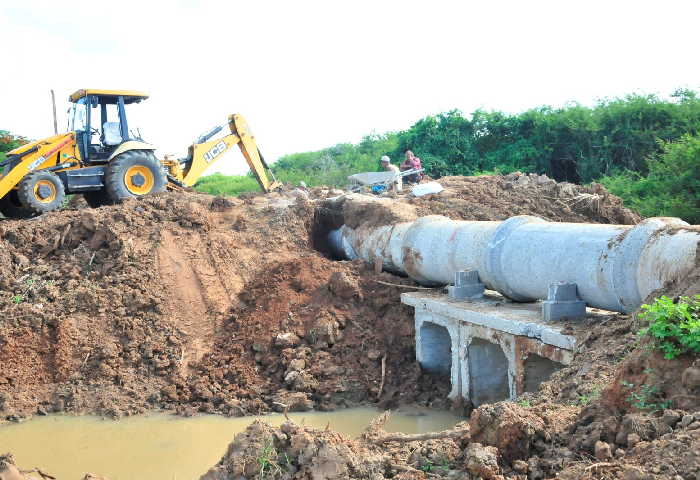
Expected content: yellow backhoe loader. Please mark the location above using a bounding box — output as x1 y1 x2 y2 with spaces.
0 89 282 218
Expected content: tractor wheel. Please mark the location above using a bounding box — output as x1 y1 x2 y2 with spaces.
83 190 113 208
17 171 66 215
105 150 166 202
0 190 34 219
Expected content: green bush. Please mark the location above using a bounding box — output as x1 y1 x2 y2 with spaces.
638 295 700 359
273 133 398 187
194 173 260 196
601 134 700 224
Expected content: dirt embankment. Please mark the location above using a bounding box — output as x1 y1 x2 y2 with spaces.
0 190 455 420
5 174 699 479
0 173 639 420
413 173 640 225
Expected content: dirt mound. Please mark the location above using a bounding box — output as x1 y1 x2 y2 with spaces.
408 173 640 224
469 402 547 463
201 412 472 480
186 255 449 416
339 194 419 229
200 420 388 479
0 189 449 419
0 190 314 417
317 174 639 236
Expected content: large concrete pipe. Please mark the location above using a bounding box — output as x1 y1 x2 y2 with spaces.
328 215 699 313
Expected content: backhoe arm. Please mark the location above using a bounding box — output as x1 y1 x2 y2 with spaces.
176 114 282 192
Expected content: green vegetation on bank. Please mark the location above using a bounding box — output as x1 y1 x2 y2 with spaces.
194 173 261 197
195 132 398 195
639 295 700 360
259 88 700 183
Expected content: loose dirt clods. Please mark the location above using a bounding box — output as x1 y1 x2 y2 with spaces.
3 173 699 479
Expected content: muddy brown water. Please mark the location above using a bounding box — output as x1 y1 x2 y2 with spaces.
0 408 461 479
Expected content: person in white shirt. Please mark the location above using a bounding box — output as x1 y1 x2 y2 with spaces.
380 155 402 191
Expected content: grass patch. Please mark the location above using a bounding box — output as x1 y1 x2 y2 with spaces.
194 173 261 196
622 381 671 412
256 439 283 478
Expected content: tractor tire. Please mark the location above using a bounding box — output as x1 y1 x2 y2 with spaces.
17 171 66 215
83 190 113 208
0 190 34 219
105 150 166 203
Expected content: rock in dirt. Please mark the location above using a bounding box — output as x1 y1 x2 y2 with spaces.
271 390 314 412
681 414 695 429
660 409 683 428
512 459 528 474
594 440 612 460
622 466 652 480
682 366 700 391
615 413 672 446
0 454 24 480
275 332 301 349
328 271 361 299
469 402 546 462
464 443 500 479
305 313 342 347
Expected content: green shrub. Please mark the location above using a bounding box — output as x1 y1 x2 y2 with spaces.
600 134 700 224
621 381 671 412
638 295 700 359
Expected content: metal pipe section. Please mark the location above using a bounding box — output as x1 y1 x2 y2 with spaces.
328 215 699 313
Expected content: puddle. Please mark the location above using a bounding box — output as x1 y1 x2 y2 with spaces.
0 407 461 479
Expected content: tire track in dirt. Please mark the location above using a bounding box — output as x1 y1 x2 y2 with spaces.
156 229 230 372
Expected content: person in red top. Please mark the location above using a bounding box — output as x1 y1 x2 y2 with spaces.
400 150 423 184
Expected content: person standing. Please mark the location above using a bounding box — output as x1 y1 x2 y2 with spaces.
380 155 402 191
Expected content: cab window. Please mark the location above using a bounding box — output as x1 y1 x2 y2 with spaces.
70 97 88 132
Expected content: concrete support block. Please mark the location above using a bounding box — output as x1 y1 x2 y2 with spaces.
404 291 577 405
448 270 485 300
542 282 586 322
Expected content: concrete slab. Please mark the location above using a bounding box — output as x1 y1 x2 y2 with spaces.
402 291 577 350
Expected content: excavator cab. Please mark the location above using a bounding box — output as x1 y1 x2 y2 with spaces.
68 89 152 164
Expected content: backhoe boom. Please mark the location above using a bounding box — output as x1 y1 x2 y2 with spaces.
172 114 282 192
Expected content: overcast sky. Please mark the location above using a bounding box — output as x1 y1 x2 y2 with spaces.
1 0 698 175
